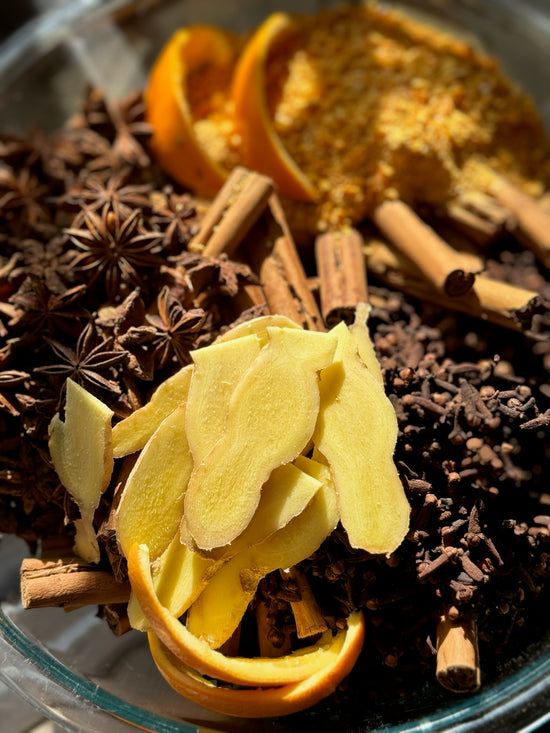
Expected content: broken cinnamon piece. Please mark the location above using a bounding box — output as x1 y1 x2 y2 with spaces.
243 195 324 331
489 175 550 269
192 166 274 258
20 556 130 609
99 603 132 636
367 239 546 334
281 568 328 639
441 191 513 247
315 228 369 327
373 200 478 297
436 612 481 693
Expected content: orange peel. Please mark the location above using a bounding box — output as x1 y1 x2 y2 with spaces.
144 25 237 196
127 542 354 687
231 12 317 202
148 611 365 718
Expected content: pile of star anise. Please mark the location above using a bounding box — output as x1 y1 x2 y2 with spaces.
0 88 260 544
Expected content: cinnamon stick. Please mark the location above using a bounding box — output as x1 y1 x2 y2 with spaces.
244 195 325 331
315 228 369 326
436 612 481 693
367 238 546 334
20 556 130 609
489 175 550 269
99 603 132 636
192 167 274 258
441 191 513 247
281 568 328 639
373 199 478 296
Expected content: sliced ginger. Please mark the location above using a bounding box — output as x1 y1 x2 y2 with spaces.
128 460 323 630
186 333 262 465
48 378 113 564
186 477 338 649
182 327 337 550
313 320 410 554
115 403 194 561
112 364 193 458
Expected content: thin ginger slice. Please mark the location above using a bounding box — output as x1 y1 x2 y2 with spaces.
214 314 301 346
186 333 262 466
313 321 410 554
185 477 338 649
182 327 337 550
128 460 322 630
48 378 113 564
112 364 193 458
115 403 194 561
349 302 385 387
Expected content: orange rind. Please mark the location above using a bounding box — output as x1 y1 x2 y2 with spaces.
127 542 355 687
231 12 317 202
144 25 237 196
148 611 365 718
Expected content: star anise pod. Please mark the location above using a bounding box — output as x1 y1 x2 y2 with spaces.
146 286 206 370
63 171 152 221
0 166 52 235
172 251 258 298
64 203 163 300
150 191 198 253
9 276 88 342
35 320 127 395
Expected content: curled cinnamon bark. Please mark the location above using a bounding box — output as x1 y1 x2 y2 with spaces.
20 556 130 609
436 612 481 693
373 199 478 297
315 228 369 327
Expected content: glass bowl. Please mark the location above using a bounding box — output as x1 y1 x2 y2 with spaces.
1 1 549 731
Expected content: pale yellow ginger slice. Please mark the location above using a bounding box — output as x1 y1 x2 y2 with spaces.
115 403 194 561
186 479 338 649
313 321 410 554
182 327 337 550
214 314 300 346
48 378 114 564
112 363 193 458
129 460 322 630
350 302 384 387
186 333 262 465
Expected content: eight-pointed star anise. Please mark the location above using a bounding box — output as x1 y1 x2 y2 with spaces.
36 320 128 395
64 203 163 300
146 285 206 370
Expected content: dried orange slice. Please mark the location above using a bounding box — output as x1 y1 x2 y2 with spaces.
144 25 238 196
148 611 365 718
231 13 317 202
127 542 354 687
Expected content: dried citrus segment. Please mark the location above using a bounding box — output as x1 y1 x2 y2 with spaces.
148 611 364 718
232 12 317 202
128 542 347 687
145 25 238 195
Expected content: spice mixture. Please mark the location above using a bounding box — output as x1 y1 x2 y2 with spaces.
1 2 550 722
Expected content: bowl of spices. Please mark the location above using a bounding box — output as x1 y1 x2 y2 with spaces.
0 0 549 731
